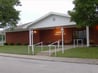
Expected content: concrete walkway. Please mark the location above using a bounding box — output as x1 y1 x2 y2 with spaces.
36 45 73 56
0 53 98 65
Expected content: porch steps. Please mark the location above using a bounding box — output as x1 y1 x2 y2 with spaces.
36 46 73 56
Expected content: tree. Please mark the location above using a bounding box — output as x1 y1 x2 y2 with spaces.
68 0 98 27
0 0 21 27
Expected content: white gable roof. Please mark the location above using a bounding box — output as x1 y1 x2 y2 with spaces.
27 12 76 29
7 12 76 32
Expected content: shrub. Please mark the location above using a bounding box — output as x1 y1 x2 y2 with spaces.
10 43 14 45
16 43 21 45
4 43 8 45
24 43 29 45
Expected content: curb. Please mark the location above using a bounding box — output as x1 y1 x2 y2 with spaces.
0 53 98 65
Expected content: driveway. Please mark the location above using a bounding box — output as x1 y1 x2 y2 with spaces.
0 56 98 73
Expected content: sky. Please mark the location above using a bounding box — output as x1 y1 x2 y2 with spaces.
17 0 74 25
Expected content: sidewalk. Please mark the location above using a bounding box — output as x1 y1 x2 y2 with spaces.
0 53 98 65
36 45 73 56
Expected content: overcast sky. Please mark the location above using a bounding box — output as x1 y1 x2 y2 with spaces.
17 0 74 24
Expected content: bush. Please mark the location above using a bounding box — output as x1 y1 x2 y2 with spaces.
10 43 14 45
16 43 21 45
24 43 29 45
4 43 8 45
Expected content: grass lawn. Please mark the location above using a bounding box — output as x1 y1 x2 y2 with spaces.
0 45 49 55
52 47 98 59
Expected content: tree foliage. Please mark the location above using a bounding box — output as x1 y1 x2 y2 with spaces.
68 0 98 27
0 0 21 27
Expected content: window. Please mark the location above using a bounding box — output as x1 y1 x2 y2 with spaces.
73 30 86 39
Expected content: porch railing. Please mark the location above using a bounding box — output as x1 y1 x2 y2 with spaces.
28 42 43 55
28 45 33 55
0 41 4 46
48 40 60 56
34 42 43 51
73 39 84 47
0 40 5 46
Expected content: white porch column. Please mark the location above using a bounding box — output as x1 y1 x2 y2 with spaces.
29 30 32 46
31 30 34 55
29 30 34 55
86 26 90 47
61 27 64 54
2 34 4 46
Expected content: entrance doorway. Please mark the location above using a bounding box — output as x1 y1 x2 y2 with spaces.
73 29 86 45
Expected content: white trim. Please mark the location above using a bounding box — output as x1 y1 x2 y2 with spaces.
30 24 76 30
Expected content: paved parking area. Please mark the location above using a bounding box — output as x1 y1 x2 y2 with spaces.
0 56 98 73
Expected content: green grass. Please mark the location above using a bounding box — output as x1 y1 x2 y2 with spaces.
52 47 98 59
0 45 49 55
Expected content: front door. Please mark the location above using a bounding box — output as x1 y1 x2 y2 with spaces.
73 29 86 44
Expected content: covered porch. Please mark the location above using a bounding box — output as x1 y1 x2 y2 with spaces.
29 26 91 47
31 26 98 46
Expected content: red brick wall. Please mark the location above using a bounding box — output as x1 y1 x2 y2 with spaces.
6 30 40 45
90 26 98 45
6 31 29 45
33 30 40 44
6 29 73 45
6 27 98 45
64 28 73 44
40 29 61 44
39 28 73 45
